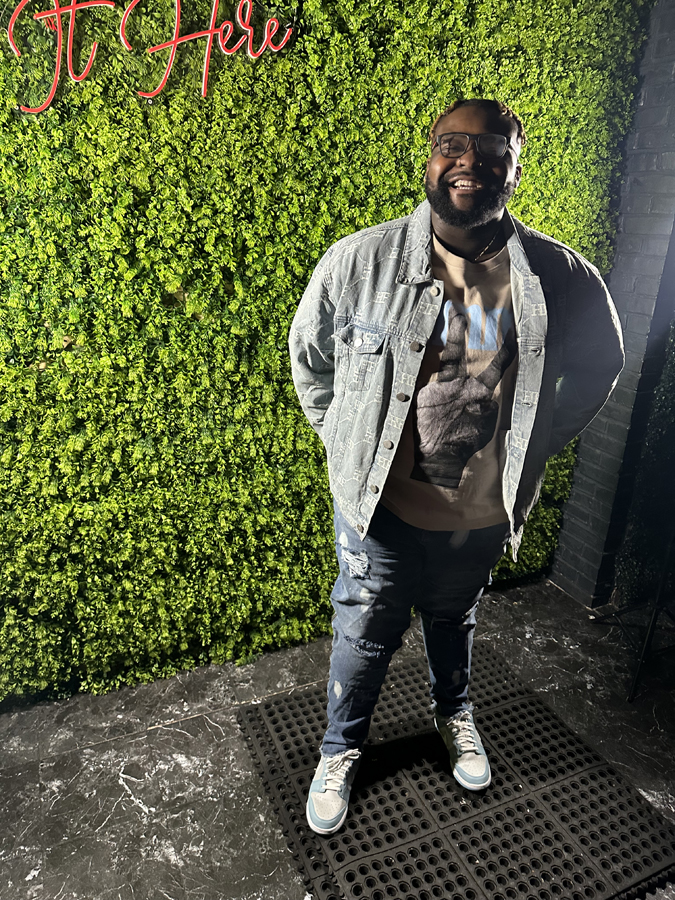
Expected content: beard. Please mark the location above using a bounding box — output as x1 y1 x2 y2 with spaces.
425 175 517 229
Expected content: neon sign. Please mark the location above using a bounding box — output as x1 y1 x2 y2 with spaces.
8 0 294 113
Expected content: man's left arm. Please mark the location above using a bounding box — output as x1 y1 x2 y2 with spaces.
547 256 625 458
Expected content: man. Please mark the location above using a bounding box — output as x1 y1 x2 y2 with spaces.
289 98 624 836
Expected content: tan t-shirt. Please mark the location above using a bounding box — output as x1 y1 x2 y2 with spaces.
381 236 518 530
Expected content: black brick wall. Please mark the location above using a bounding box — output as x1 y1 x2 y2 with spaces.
551 0 675 606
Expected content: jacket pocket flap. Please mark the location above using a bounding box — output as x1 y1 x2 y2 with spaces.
336 325 386 353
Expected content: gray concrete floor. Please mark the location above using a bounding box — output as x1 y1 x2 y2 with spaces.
1 579 674 899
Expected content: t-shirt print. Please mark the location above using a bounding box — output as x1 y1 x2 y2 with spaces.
411 299 517 488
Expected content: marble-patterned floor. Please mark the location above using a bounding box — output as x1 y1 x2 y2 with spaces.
1 579 674 900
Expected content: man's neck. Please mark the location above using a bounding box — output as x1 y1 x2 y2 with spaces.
430 209 507 262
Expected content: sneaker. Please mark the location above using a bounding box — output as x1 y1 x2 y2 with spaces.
305 749 361 835
435 707 491 791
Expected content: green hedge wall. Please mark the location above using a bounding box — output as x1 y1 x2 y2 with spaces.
0 0 653 698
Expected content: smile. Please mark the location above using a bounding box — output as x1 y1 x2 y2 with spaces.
449 179 487 191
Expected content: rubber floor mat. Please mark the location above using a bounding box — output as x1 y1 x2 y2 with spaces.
237 641 675 900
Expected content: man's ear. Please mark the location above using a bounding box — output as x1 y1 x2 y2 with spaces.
514 163 523 187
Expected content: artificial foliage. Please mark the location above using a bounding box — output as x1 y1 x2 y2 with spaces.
0 0 654 698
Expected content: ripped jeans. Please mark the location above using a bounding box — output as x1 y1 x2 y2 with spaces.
321 501 510 757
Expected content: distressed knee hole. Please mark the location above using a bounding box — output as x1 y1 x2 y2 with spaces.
341 547 369 580
345 634 387 658
333 680 343 698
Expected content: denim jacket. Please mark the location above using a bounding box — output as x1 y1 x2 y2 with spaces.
289 200 624 559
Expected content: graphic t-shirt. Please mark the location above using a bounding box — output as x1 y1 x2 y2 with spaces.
380 235 518 530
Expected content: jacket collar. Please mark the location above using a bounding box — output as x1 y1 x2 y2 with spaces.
397 199 536 283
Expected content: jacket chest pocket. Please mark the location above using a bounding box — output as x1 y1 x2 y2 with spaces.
336 324 387 392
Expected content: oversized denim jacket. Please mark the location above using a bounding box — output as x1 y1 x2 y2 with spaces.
289 200 624 559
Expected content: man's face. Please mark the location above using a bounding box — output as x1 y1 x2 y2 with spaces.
425 106 523 229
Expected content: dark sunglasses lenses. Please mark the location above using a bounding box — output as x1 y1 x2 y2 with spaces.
437 133 508 159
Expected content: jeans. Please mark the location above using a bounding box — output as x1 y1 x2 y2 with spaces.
321 501 510 757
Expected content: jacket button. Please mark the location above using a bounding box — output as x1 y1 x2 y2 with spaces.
396 392 410 402
370 485 379 494
430 285 440 296
357 524 364 533
353 337 363 348
409 341 423 352
383 440 394 450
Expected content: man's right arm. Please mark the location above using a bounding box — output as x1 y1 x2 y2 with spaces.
288 249 336 440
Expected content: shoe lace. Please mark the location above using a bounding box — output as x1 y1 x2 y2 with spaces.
450 711 480 755
324 749 360 791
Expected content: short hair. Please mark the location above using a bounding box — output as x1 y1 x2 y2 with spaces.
429 98 527 149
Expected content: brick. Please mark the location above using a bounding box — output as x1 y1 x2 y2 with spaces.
568 477 596 503
614 233 644 254
605 384 637 411
649 193 675 215
622 328 649 354
556 540 598 571
635 275 662 295
635 128 674 150
580 540 605 565
572 473 618 506
642 83 675 108
597 400 633 426
613 252 665 277
616 367 641 391
610 272 638 293
627 172 675 193
604 419 631 442
556 526 604 568
635 105 670 128
554 547 602 582
551 569 594 606
575 455 623 486
626 152 660 173
625 312 654 336
631 275 661 302
623 193 655 215
600 394 632 422
642 236 670 256
622 348 646 374
577 427 626 458
661 151 675 170
640 59 675 81
626 293 658 316
560 531 604 566
609 290 634 317
622 215 674 236
592 484 618 507
549 566 595 601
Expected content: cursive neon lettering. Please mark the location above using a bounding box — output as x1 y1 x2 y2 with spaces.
9 0 294 111
9 0 115 112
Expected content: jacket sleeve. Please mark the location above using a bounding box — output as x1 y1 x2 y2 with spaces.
547 256 625 458
288 247 337 440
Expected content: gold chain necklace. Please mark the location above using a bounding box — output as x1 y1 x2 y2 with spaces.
471 222 503 262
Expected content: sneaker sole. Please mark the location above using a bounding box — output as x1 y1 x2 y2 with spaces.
452 767 492 792
305 798 349 835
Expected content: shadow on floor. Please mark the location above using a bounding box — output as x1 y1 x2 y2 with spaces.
0 579 674 900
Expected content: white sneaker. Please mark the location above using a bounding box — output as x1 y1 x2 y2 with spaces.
305 749 361 835
435 707 491 790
